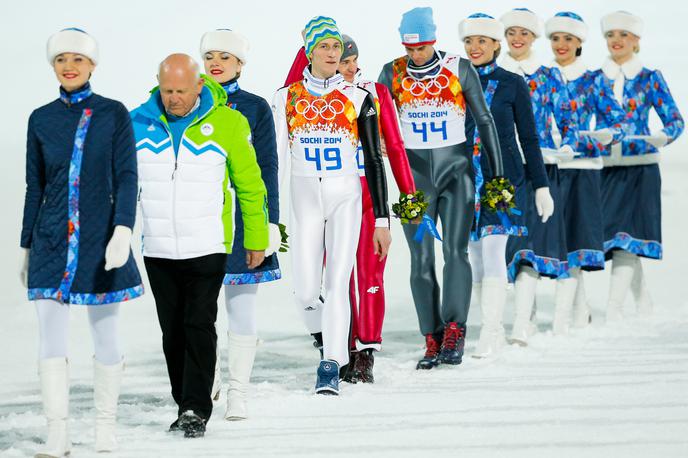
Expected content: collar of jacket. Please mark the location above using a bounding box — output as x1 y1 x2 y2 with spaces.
552 57 588 82
352 69 363 85
475 60 498 76
302 66 344 96
501 51 541 76
407 51 442 80
60 82 93 106
137 74 226 125
601 54 643 81
222 79 240 95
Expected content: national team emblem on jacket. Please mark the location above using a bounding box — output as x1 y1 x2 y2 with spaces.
201 123 214 136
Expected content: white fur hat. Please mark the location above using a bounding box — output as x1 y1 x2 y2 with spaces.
500 8 543 38
459 13 505 41
601 11 643 38
46 28 99 65
200 29 250 64
545 12 588 42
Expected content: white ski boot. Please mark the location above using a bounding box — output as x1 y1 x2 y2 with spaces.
509 267 538 346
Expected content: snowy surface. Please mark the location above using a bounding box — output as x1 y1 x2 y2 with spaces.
2 0 688 457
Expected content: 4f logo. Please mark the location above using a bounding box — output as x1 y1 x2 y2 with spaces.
367 286 380 294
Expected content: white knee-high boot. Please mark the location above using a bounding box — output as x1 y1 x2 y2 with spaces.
473 278 507 358
607 251 636 322
631 258 653 315
35 357 71 458
94 359 123 452
553 272 579 335
572 274 592 328
471 282 482 309
225 332 258 421
510 267 538 346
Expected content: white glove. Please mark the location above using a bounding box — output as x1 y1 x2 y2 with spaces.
264 223 281 258
534 187 554 223
646 131 668 148
558 144 575 155
20 248 29 288
105 226 133 271
581 128 614 146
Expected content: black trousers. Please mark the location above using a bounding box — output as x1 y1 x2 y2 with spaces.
144 253 227 421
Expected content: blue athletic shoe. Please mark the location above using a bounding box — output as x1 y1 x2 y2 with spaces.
315 359 340 395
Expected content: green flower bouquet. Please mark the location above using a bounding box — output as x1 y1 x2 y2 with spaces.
392 190 429 224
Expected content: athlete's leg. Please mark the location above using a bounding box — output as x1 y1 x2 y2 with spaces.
290 176 326 334
322 175 362 368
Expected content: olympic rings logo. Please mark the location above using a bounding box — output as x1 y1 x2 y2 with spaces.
401 74 450 96
295 98 345 121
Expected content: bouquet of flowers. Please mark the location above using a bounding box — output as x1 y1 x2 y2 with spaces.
392 191 429 223
481 177 517 214
278 223 289 253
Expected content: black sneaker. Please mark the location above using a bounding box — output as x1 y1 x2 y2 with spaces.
417 333 442 370
354 350 374 383
178 410 206 438
311 332 324 359
342 352 360 383
168 418 181 432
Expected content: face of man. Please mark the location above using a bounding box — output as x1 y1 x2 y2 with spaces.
53 52 95 92
405 45 435 66
158 55 204 117
338 55 358 83
310 38 343 79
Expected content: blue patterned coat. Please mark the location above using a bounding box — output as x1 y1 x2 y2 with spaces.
597 56 684 166
20 84 143 304
553 59 627 163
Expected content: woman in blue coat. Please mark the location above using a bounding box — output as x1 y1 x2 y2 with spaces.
19 29 142 456
200 29 281 420
459 13 554 358
597 11 684 321
546 12 628 335
499 8 577 345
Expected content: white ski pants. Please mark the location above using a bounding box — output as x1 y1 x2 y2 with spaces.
290 175 362 367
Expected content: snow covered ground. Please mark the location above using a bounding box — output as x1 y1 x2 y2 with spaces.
2 1 688 457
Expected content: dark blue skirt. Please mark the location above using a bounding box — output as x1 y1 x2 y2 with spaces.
557 168 605 277
224 195 281 285
601 164 662 260
507 165 566 282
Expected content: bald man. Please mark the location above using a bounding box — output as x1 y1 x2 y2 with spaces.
131 54 269 437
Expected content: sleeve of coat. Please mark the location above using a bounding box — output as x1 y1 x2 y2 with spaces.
375 83 415 194
650 70 685 144
357 90 390 224
111 101 139 229
513 77 549 189
253 98 280 224
459 58 504 176
20 112 45 248
284 47 309 87
226 114 269 251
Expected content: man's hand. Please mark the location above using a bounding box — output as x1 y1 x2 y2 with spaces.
246 250 266 269
380 138 388 157
372 227 392 261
